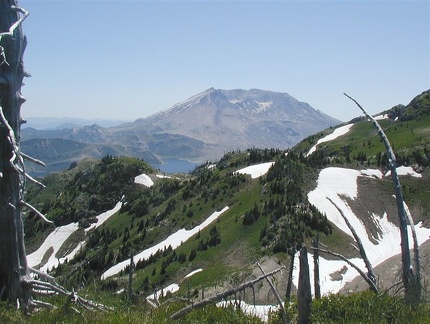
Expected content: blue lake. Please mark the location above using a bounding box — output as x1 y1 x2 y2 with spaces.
154 158 200 174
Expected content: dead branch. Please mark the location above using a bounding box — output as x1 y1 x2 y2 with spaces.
311 247 378 292
25 172 46 188
344 92 419 303
170 266 285 320
21 200 53 225
0 5 29 38
327 197 376 287
21 152 46 168
257 262 287 324
29 299 54 309
403 201 421 294
27 268 113 312
0 106 24 171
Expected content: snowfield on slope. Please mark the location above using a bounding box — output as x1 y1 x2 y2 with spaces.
306 123 353 156
101 207 229 279
134 174 154 187
235 162 274 179
27 222 79 272
27 201 122 272
296 166 430 295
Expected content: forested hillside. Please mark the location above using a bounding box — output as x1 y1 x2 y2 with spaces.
17 90 430 322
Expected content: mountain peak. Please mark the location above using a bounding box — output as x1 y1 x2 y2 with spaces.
131 88 340 161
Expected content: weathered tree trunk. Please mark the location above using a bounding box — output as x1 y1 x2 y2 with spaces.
298 246 312 324
312 235 321 299
286 247 296 301
0 0 30 307
344 93 419 303
128 254 134 301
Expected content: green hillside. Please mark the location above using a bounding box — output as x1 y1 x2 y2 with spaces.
16 90 430 322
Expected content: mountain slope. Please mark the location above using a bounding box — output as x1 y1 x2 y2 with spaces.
23 90 430 313
21 88 340 174
129 88 340 160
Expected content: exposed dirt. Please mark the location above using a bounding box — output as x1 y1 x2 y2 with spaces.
200 255 291 305
341 239 430 295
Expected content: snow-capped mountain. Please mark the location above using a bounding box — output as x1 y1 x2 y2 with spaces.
128 88 340 160
22 88 340 172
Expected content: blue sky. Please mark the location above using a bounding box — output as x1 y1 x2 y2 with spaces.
19 0 429 122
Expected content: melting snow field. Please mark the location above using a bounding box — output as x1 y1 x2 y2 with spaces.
385 166 422 178
101 207 229 279
134 174 154 187
301 166 430 295
27 222 79 272
27 201 122 272
216 301 279 323
27 160 428 320
235 162 274 179
306 124 353 157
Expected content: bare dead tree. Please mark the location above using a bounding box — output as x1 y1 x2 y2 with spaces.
0 2 111 311
298 246 312 324
286 247 296 301
344 93 420 303
0 0 31 308
312 235 321 299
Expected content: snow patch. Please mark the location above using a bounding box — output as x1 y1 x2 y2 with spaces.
85 201 122 232
306 124 353 157
101 207 229 279
146 283 180 301
27 202 122 272
303 166 430 295
235 162 274 179
156 174 172 179
217 300 279 323
374 114 388 120
255 101 272 112
385 166 422 178
134 174 154 187
27 223 79 272
184 268 203 278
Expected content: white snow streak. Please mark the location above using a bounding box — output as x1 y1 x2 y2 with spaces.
146 283 180 301
306 124 353 157
184 268 203 278
235 162 274 179
27 223 79 272
27 202 122 272
101 207 229 279
374 114 388 120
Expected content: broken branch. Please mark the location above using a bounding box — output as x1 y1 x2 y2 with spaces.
310 247 378 292
170 266 285 320
327 197 376 286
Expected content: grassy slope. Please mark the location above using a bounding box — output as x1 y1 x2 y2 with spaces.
17 91 430 321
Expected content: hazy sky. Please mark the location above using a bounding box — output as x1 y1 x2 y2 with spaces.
19 0 429 122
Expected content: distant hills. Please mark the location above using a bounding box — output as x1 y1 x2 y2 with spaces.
23 89 430 313
22 117 132 130
21 88 340 175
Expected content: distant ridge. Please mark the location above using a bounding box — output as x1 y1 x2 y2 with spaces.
22 88 341 174
22 117 132 130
